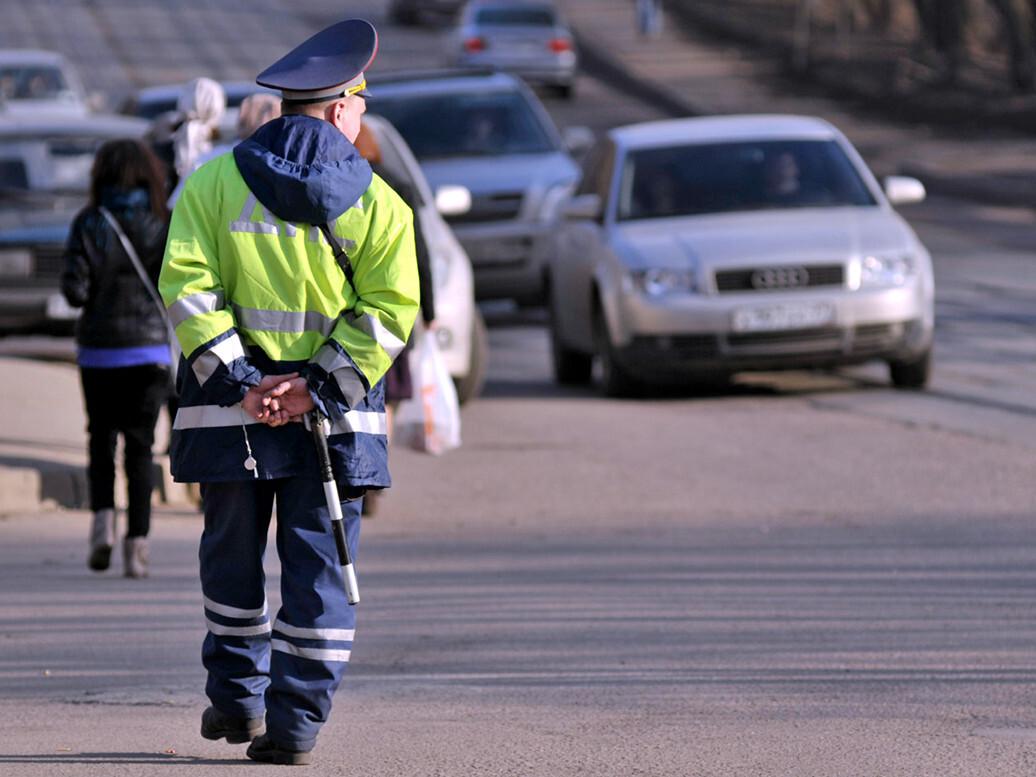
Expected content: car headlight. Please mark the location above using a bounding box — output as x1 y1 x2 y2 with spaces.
0 249 32 277
629 268 697 296
856 254 914 289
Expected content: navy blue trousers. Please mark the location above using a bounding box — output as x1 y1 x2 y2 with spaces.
199 474 361 751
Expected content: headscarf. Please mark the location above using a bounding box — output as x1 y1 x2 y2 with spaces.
172 77 226 179
236 93 281 140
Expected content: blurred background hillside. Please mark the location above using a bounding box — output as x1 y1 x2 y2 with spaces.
669 0 1036 131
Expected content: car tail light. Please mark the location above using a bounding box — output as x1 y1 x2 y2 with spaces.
464 37 485 53
548 38 572 53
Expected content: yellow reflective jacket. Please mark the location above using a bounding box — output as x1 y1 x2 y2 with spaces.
159 117 418 485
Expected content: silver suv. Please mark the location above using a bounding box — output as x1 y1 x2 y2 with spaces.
371 71 586 304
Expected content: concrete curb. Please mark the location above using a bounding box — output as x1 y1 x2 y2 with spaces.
0 458 195 517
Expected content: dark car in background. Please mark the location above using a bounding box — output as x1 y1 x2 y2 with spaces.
0 113 149 333
388 0 466 26
371 70 589 304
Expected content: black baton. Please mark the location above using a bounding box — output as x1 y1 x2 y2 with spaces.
308 411 360 605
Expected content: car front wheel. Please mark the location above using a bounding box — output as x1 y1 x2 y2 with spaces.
594 306 639 397
454 309 488 404
888 348 931 390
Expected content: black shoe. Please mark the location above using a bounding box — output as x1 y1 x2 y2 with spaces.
246 734 313 765
200 706 265 744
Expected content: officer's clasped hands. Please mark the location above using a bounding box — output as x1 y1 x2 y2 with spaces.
241 373 314 427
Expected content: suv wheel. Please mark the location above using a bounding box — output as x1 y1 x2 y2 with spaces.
888 348 931 390
594 305 639 397
550 300 592 385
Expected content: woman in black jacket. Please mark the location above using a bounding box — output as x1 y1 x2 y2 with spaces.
61 139 171 578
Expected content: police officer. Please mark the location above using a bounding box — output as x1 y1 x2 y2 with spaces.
159 19 419 766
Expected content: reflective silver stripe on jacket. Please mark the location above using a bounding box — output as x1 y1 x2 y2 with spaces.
313 344 368 407
203 595 267 619
347 311 408 360
173 404 386 435
168 290 225 328
273 619 355 642
231 303 337 336
192 333 247 385
271 639 351 663
205 617 273 638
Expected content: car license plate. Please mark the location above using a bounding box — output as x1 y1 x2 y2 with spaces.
45 292 79 320
731 302 834 333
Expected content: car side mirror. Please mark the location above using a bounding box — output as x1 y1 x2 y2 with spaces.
562 126 594 156
561 193 601 221
884 176 926 205
435 185 472 217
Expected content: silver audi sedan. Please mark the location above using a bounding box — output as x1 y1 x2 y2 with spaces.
543 115 935 395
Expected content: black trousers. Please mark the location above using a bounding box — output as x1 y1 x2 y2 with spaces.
80 364 169 538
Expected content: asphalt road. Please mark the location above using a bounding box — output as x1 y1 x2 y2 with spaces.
3 2 1036 775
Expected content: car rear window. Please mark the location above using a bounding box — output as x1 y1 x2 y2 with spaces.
475 6 556 25
616 139 877 221
372 90 557 159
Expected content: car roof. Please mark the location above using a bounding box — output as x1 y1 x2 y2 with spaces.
0 49 69 67
0 112 149 138
372 69 523 97
609 115 842 148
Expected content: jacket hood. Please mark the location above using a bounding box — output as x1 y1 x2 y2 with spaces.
233 115 372 224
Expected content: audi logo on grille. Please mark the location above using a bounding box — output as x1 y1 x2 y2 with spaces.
750 266 810 290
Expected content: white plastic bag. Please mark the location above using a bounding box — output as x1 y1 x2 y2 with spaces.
394 330 461 455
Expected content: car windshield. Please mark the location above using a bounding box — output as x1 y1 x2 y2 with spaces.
475 5 556 25
616 139 877 221
372 90 557 159
0 65 70 101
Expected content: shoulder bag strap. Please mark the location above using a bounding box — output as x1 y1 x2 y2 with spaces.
317 222 355 288
98 206 169 326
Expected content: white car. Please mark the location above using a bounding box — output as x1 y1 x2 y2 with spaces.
0 49 92 116
544 115 934 395
364 115 488 403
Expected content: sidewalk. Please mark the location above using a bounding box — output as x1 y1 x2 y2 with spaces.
559 0 1036 208
0 356 185 515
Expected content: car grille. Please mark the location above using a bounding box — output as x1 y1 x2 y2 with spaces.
631 334 720 360
715 264 844 293
33 245 65 280
727 327 843 350
446 191 524 224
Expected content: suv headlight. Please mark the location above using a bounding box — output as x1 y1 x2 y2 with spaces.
0 249 32 277
629 268 696 296
856 254 914 289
